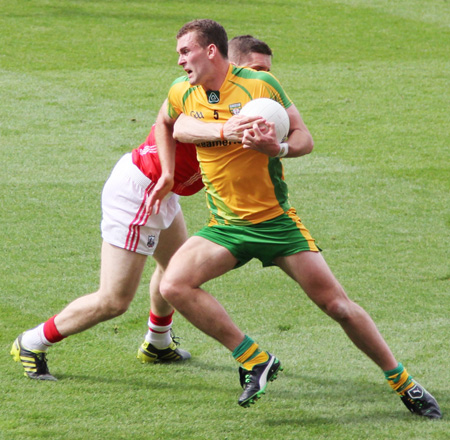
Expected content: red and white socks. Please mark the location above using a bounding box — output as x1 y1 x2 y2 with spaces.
21 311 174 352
21 315 65 352
144 311 174 349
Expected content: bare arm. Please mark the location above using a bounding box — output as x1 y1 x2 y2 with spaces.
155 100 176 180
283 104 314 157
173 114 222 143
173 113 264 144
175 105 313 159
145 100 177 214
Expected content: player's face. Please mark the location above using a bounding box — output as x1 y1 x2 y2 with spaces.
242 52 272 72
177 32 211 86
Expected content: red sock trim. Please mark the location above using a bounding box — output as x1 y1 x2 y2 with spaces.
43 315 66 343
149 310 174 327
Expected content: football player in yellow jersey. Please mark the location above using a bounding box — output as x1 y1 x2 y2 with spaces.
148 20 441 417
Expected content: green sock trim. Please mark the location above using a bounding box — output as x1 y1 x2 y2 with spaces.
232 335 254 360
384 363 404 380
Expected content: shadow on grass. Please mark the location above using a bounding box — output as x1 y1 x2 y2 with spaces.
265 372 447 425
49 358 236 393
10 356 445 424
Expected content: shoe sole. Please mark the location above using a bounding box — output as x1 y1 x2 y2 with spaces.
239 357 283 408
137 347 191 364
11 337 33 379
137 348 158 363
10 338 21 362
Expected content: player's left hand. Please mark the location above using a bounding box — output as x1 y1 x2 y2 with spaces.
242 121 280 156
145 173 174 215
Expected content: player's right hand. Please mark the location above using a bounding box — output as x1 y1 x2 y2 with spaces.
223 115 265 142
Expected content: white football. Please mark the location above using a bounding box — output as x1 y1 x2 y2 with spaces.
240 98 290 142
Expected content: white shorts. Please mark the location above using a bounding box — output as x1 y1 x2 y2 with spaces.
101 153 181 255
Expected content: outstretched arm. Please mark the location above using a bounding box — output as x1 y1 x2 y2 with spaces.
174 105 313 159
146 100 177 214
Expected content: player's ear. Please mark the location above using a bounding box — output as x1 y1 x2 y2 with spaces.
206 44 217 59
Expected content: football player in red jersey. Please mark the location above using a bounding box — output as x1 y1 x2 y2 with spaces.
11 35 274 379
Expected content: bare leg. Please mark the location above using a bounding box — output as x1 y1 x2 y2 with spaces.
276 251 398 371
55 241 147 336
160 236 245 351
149 210 188 317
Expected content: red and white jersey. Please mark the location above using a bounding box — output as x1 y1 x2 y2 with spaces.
131 125 203 196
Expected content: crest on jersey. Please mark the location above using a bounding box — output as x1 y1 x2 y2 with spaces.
229 103 242 115
207 90 220 104
147 235 156 248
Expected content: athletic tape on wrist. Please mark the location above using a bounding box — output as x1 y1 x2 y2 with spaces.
276 142 289 158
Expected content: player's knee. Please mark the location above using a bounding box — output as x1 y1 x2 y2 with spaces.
159 278 176 302
98 297 130 319
322 297 353 322
159 276 185 305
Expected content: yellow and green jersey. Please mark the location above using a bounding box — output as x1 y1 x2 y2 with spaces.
167 64 294 226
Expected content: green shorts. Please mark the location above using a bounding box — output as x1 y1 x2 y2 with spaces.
194 208 320 268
